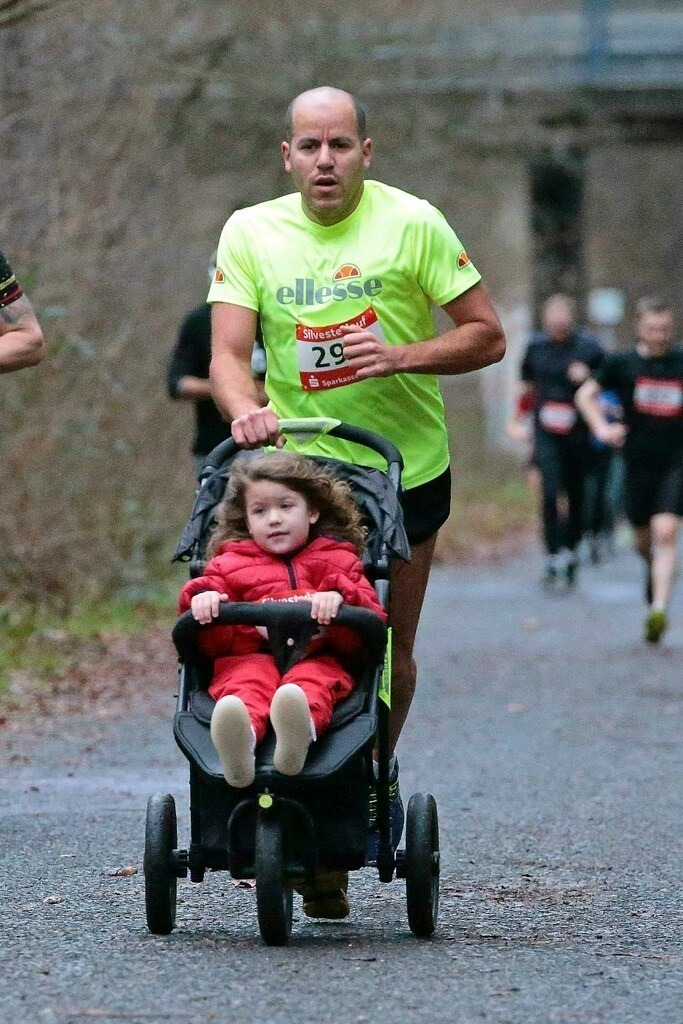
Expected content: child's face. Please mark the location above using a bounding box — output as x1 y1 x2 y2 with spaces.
245 480 319 556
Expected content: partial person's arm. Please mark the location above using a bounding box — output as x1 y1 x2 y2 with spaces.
178 565 233 615
340 282 505 379
174 376 213 400
575 378 626 447
506 382 534 444
211 303 283 448
0 294 45 372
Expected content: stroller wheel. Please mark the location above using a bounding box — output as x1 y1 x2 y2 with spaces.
405 792 440 937
255 809 293 946
144 793 178 935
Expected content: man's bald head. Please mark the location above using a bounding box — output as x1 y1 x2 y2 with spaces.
285 87 367 142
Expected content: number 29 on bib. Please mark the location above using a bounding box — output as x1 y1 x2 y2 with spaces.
296 306 386 392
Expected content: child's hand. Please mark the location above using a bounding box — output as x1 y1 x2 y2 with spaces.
190 591 228 624
310 591 343 625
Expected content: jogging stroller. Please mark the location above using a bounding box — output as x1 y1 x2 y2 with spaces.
143 418 440 944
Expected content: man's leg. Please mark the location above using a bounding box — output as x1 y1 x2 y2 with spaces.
365 533 437 858
642 513 678 643
649 513 679 609
624 463 654 603
388 533 438 753
562 442 586 553
632 524 651 564
534 433 563 557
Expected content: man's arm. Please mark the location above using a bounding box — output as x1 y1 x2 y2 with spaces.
341 282 505 379
210 303 282 447
575 378 626 447
0 294 45 372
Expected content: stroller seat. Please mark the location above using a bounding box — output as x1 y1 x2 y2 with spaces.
171 600 385 785
175 684 377 783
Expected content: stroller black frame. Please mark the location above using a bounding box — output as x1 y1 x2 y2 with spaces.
144 418 440 944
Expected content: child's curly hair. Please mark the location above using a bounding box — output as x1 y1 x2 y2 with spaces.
207 452 366 558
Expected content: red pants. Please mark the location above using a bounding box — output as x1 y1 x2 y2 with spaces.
208 652 355 743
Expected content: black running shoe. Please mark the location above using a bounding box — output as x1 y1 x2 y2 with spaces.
565 555 578 588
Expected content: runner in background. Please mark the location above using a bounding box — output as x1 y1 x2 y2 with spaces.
576 298 682 643
512 294 604 589
168 252 267 479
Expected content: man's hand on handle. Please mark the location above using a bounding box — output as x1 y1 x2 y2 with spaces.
230 407 285 449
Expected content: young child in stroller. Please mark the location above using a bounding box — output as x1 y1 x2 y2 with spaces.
177 451 387 915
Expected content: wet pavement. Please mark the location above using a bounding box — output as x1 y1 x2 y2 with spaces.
2 544 682 1023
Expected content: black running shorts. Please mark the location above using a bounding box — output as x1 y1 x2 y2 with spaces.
624 461 683 528
399 466 452 545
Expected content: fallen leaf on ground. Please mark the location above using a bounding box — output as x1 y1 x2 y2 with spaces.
107 865 138 877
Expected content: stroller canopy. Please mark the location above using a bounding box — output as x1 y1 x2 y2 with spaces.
173 453 410 573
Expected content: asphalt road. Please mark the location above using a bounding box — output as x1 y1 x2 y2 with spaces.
2 544 682 1024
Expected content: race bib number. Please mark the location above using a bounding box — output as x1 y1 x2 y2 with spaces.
296 307 386 391
539 401 577 434
634 377 683 417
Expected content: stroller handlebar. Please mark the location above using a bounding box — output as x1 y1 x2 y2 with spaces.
173 602 388 663
199 418 404 484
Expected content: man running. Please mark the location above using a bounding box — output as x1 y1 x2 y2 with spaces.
0 249 45 371
511 294 603 588
576 298 682 643
206 86 505 902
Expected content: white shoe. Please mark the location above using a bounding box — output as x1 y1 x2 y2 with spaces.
270 684 315 776
210 696 255 788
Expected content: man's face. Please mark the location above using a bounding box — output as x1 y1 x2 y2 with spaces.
543 302 575 342
282 96 372 226
637 310 674 356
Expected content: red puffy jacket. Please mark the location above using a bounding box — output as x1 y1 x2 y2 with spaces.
178 534 386 662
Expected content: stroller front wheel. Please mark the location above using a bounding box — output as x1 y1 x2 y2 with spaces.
255 809 293 946
144 793 178 935
405 792 440 937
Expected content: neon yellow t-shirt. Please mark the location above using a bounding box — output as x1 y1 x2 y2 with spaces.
208 180 481 488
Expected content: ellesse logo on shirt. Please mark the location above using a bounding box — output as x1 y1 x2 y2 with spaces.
276 264 383 306
333 264 361 279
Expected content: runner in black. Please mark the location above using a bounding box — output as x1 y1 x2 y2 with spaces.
168 253 266 478
577 298 682 643
513 294 604 589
